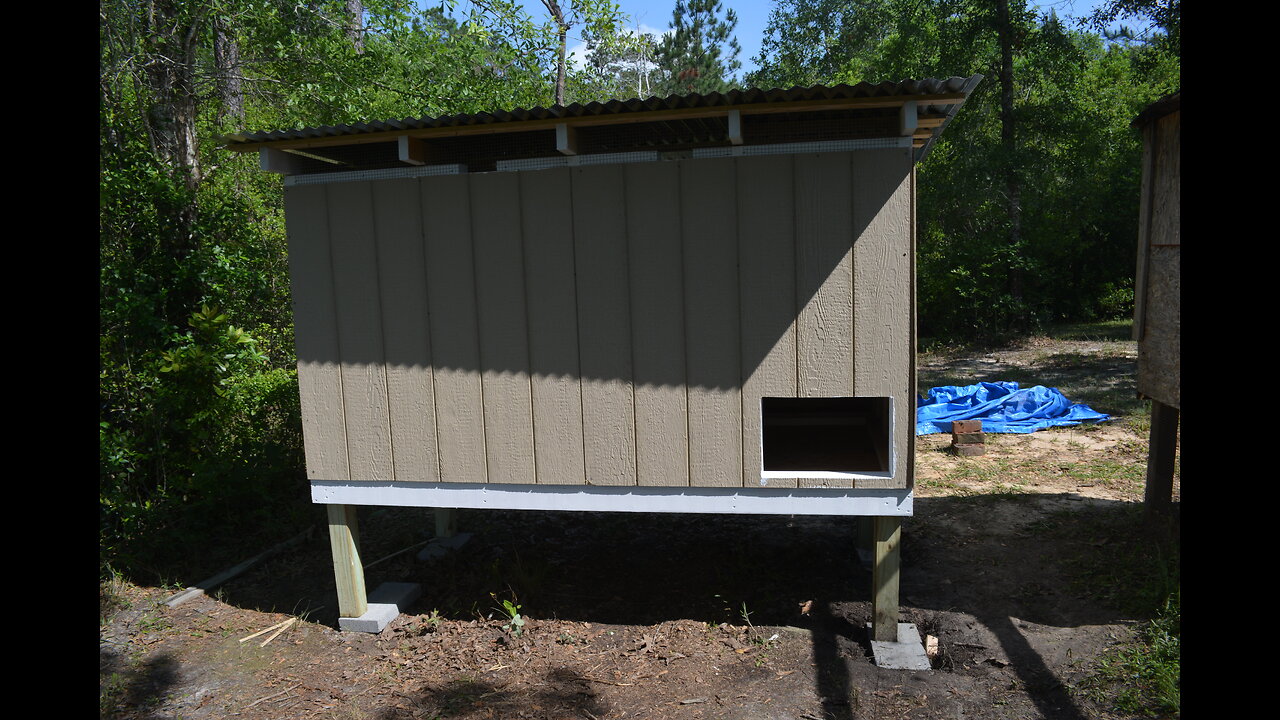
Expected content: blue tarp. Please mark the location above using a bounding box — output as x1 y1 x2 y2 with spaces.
915 381 1110 435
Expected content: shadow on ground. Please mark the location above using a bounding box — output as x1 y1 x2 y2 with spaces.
100 649 181 715
202 494 1175 720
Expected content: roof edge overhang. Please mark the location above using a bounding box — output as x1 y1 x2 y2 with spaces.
1131 91 1180 129
223 76 983 172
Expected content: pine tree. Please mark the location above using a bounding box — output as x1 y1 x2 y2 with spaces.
653 0 741 95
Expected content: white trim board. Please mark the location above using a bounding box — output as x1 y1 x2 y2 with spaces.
284 163 467 186
692 137 911 158
758 396 896 482
311 481 913 516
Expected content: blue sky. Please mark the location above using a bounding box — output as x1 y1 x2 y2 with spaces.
562 0 1154 77
440 1 1156 79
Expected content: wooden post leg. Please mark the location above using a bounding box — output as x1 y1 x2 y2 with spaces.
327 504 368 619
872 516 901 642
434 508 456 539
856 516 874 556
1144 400 1179 517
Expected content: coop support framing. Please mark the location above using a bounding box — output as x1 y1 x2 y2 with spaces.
872 516 902 642
434 508 457 538
1143 400 1179 516
327 504 368 619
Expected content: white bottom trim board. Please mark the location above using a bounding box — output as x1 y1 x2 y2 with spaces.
311 481 913 516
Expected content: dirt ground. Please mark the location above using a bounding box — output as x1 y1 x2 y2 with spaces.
100 331 1179 720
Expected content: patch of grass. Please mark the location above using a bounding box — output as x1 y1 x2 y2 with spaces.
988 481 1027 497
1084 592 1180 717
916 476 978 496
100 567 131 625
948 458 1003 484
1066 459 1146 490
100 672 129 715
1045 320 1133 342
1049 505 1179 617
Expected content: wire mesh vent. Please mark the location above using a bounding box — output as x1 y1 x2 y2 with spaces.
273 106 924 177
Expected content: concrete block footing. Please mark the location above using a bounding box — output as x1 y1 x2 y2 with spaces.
866 622 932 670
417 531 473 562
338 582 423 633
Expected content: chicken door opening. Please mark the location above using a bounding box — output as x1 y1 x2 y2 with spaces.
761 397 891 475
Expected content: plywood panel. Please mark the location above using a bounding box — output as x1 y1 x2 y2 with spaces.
470 172 536 484
421 174 487 483
625 161 690 487
681 158 743 488
371 178 439 482
1150 112 1180 248
851 149 912 490
327 182 394 482
794 153 854 488
284 184 349 481
737 154 798 489
520 168 587 485
1136 111 1179 408
1137 248 1180 408
571 164 637 486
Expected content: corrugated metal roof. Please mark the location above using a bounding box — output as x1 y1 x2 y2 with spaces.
221 77 982 146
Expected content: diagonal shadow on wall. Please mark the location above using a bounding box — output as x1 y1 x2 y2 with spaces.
289 150 909 390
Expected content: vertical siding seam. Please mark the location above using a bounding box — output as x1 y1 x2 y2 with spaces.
323 185 352 482
792 155 802 399
736 159 747 486
569 169 590 485
516 175 538 484
908 159 917 490
849 153 857 400
466 176 491 484
678 162 692 487
369 182 397 482
670 163 691 486
733 157 746 488
621 168 640 487
417 178 444 484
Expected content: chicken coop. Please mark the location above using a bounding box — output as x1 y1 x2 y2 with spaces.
224 77 982 644
1131 91 1180 514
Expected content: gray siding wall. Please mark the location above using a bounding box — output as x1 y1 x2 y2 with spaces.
287 148 915 489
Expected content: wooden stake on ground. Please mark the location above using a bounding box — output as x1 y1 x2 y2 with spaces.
239 618 293 643
872 515 902 642
259 617 296 647
327 504 368 619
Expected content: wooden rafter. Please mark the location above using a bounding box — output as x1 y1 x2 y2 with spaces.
225 93 968 153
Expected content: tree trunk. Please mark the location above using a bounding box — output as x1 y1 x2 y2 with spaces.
144 1 201 189
556 26 568 105
542 0 568 106
346 0 364 54
994 0 1025 314
214 14 243 125
142 0 204 325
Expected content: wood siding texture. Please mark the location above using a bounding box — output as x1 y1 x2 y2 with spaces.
285 149 915 489
1135 111 1180 409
